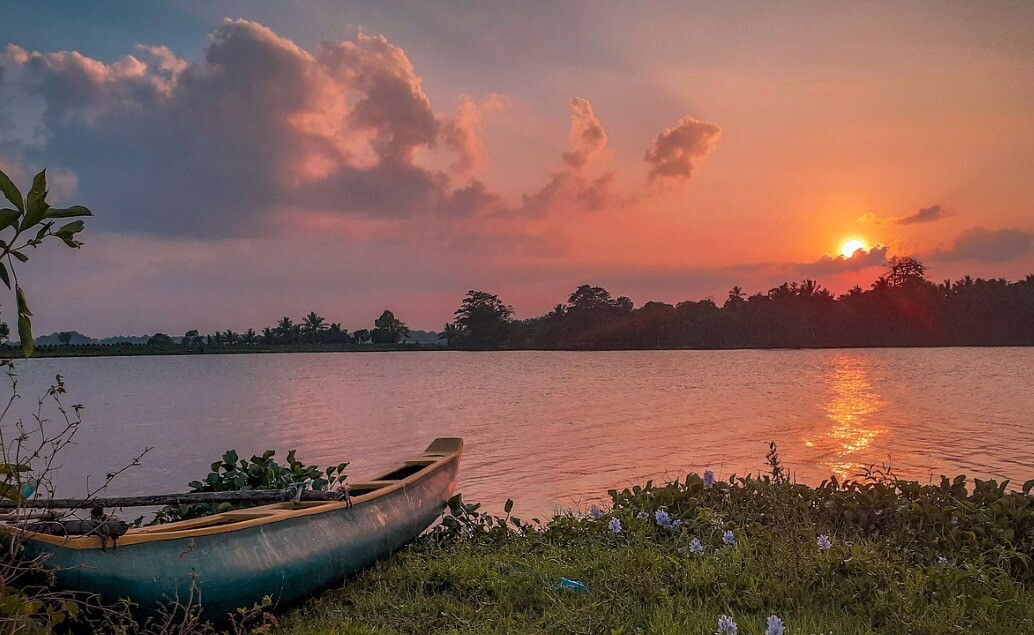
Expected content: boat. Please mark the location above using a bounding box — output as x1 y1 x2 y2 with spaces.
14 438 463 618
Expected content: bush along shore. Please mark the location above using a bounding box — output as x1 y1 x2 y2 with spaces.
278 462 1034 635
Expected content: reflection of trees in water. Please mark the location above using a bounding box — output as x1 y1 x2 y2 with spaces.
813 354 888 479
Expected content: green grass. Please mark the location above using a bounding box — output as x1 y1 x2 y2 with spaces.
275 473 1034 635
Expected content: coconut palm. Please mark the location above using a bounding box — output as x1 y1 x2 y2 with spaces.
301 311 328 344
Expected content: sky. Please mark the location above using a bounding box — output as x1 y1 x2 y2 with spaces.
1 1 1032 335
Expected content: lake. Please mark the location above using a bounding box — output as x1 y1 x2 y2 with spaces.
12 348 1033 518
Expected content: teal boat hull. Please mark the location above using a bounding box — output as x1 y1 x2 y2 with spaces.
19 439 462 618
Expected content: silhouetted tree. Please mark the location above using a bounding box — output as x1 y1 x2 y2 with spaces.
301 311 328 344
371 310 408 344
147 333 174 347
274 317 299 344
449 290 514 349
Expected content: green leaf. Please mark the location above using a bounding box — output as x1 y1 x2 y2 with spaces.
17 312 32 358
0 262 9 289
21 170 49 230
504 498 514 514
1023 479 1034 495
45 205 92 219
16 285 31 317
56 220 85 237
59 235 82 249
0 170 24 212
10 250 27 263
0 209 20 232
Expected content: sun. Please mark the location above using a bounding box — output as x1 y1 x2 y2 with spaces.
840 239 866 258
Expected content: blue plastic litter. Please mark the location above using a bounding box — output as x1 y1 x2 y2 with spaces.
558 577 587 592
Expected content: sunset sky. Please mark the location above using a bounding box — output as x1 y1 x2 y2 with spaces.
2 1 1032 335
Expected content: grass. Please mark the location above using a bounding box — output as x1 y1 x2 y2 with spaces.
274 470 1034 635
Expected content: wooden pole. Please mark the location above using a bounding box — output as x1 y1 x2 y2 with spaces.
0 489 348 510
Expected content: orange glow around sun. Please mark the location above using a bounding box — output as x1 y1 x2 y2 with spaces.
840 239 866 258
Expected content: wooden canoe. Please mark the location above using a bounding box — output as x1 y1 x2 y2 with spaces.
14 438 463 618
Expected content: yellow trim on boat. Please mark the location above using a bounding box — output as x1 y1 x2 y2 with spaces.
11 438 462 550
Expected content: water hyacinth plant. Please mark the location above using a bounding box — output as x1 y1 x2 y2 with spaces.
589 505 602 520
703 469 715 489
716 614 738 634
654 508 671 527
766 615 785 635
689 537 704 554
722 530 736 545
817 534 832 551
608 517 621 534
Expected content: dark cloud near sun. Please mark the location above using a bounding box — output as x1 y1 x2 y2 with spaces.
801 245 892 276
931 226 1034 263
858 203 950 225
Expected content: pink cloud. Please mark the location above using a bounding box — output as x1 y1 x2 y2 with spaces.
644 115 722 182
1 19 722 244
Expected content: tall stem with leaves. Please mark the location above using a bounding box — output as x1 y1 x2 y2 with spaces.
0 168 91 358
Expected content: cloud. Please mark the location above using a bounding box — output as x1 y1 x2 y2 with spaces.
439 93 504 177
562 97 607 170
1 20 722 241
858 203 950 225
518 97 623 216
932 226 1034 263
644 115 721 182
0 21 500 237
801 245 893 276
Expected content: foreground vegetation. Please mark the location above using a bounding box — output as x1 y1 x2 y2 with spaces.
278 464 1034 635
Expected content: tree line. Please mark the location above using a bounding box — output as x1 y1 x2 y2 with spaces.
148 309 410 349
443 258 1034 350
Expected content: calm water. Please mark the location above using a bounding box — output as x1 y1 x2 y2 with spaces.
13 348 1034 517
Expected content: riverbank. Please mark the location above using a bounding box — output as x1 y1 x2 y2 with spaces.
14 341 1033 358
276 472 1034 635
15 342 440 357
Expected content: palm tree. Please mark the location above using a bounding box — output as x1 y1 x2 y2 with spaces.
439 323 460 347
241 328 258 344
222 329 239 345
274 317 298 344
261 326 276 345
301 311 328 344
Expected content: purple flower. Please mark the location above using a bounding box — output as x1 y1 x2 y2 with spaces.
669 519 683 529
609 517 622 534
654 509 671 527
716 615 738 635
766 615 784 635
817 534 832 551
722 530 735 545
636 511 649 520
689 537 704 554
589 505 602 520
703 469 715 489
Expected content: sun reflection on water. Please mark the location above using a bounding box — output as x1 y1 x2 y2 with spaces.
813 354 888 479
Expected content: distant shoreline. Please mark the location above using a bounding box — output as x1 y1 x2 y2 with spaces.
10 341 1032 359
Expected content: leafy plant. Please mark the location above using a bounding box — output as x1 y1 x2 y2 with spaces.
0 167 92 358
153 450 348 523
